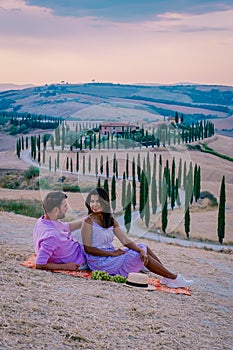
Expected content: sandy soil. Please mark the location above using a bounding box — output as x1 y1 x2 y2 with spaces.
0 211 233 350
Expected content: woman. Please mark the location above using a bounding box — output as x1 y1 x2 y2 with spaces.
81 188 193 288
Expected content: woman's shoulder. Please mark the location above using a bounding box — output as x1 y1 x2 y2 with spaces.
83 215 93 225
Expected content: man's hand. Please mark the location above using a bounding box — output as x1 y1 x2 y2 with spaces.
63 262 81 271
111 248 126 257
36 262 81 271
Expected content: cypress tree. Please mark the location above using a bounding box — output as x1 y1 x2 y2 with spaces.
104 178 109 197
38 150 41 164
146 151 151 185
43 148 46 164
171 157 176 210
137 153 141 182
151 155 157 214
178 158 182 188
49 156 52 172
144 174 150 228
66 157 69 171
193 164 198 201
56 152 60 169
82 155 85 174
184 206 190 239
183 161 187 189
124 182 132 233
113 153 116 174
106 156 109 178
184 182 190 239
98 132 101 150
132 156 136 210
166 160 171 199
176 178 181 207
100 155 103 174
126 153 129 179
111 175 116 212
196 166 201 201
70 158 73 173
115 159 118 179
217 176 225 244
95 158 98 177
88 154 91 173
21 136 24 150
121 172 126 210
61 123 65 150
37 134 41 152
89 134 92 150
161 175 168 233
50 135 54 150
188 162 193 204
16 139 20 159
76 152 79 172
139 170 145 220
79 136 83 151
158 154 162 203
97 177 101 188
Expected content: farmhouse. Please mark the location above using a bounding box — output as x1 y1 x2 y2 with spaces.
99 122 140 135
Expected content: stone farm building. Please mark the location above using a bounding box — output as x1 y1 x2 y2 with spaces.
99 122 140 135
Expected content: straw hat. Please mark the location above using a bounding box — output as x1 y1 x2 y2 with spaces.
124 272 155 291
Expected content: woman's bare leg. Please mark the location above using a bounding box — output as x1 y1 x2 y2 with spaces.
145 255 177 279
146 246 162 264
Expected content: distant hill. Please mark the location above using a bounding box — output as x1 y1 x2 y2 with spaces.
0 83 34 92
0 82 232 129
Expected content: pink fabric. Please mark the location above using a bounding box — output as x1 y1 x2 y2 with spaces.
21 255 191 296
33 216 86 265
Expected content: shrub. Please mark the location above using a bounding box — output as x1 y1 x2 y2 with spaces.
24 166 39 179
200 191 218 206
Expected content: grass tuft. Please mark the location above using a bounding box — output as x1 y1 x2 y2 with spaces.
0 199 43 218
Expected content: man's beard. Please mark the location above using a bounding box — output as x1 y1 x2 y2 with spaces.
57 212 65 219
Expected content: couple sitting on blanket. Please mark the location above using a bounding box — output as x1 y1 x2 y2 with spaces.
33 188 193 289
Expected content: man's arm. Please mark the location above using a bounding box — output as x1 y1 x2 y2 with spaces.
36 262 81 271
68 219 82 232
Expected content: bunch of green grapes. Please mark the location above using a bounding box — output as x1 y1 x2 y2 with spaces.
92 270 126 283
92 270 112 281
111 274 127 283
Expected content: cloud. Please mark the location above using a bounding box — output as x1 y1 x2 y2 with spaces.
24 0 233 21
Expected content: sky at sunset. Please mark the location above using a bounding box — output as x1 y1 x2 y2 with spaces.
0 0 233 86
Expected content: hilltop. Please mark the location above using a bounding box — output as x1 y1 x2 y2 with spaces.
0 83 232 132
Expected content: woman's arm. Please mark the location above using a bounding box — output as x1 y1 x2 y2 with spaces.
113 218 148 264
81 217 125 257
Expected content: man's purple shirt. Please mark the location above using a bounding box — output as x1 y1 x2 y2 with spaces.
33 216 86 265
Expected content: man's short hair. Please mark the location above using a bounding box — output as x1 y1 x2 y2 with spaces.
43 191 67 213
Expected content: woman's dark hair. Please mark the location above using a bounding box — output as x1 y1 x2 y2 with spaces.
43 191 67 214
85 187 114 228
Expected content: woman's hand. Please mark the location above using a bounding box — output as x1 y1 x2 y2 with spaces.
111 248 126 257
139 249 149 265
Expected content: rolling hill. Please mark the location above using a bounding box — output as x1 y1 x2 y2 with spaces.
0 82 232 130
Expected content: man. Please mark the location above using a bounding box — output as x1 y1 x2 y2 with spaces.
33 191 86 271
